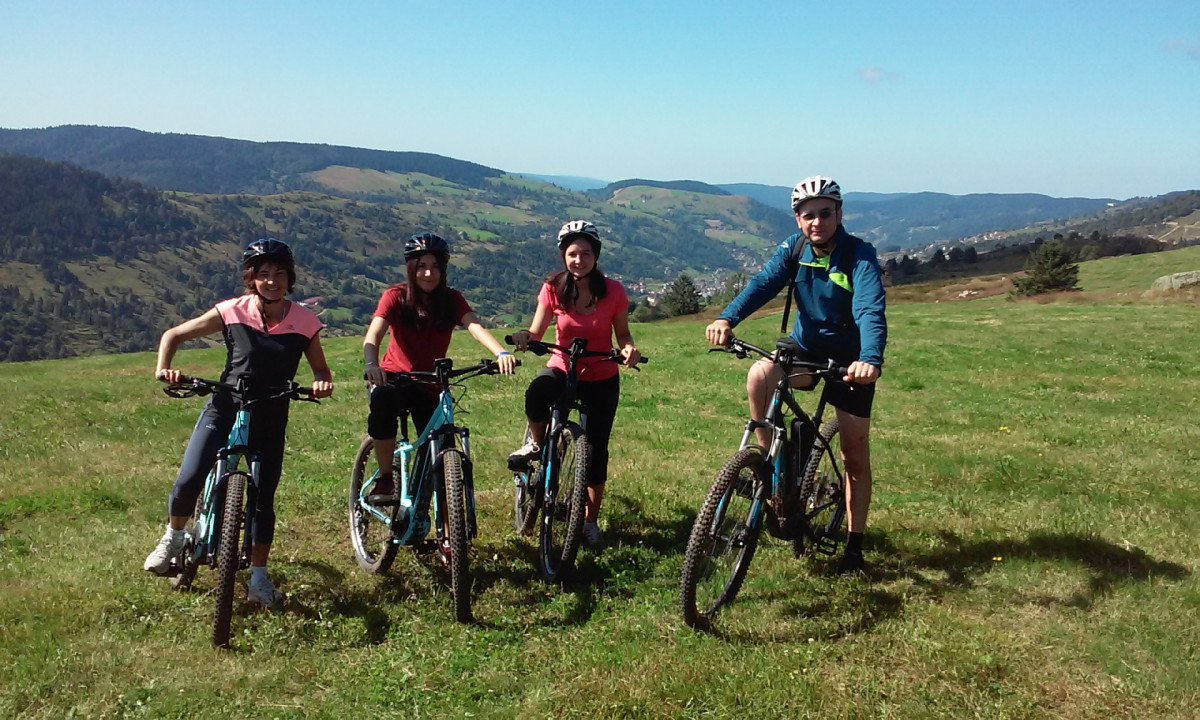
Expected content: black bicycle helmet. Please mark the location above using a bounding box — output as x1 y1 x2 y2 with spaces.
404 232 451 262
556 220 602 254
242 238 293 265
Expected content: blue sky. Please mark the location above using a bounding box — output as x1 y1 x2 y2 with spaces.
2 1 1197 199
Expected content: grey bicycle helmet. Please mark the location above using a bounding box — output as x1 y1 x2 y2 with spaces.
556 220 602 254
404 232 451 262
790 176 842 211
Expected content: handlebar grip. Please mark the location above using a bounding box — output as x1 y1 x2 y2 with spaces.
504 334 514 345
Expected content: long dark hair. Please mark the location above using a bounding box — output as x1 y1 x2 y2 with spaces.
549 239 608 309
397 254 457 331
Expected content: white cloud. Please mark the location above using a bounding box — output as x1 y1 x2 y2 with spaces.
858 67 901 84
1164 38 1200 57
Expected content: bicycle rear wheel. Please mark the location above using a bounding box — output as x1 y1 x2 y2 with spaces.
213 471 247 649
794 417 845 557
441 449 473 623
348 436 398 574
512 428 541 535
680 447 765 629
538 423 589 582
169 487 205 591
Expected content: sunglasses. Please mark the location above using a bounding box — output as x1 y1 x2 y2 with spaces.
798 208 836 221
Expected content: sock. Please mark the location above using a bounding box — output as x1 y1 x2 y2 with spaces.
250 565 269 586
845 531 864 556
167 525 186 541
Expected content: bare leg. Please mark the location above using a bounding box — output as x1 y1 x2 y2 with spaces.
586 484 605 523
251 542 271 567
745 359 783 449
835 407 872 534
528 421 548 447
373 437 396 476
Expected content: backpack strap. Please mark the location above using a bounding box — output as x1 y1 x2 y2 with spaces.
779 235 807 333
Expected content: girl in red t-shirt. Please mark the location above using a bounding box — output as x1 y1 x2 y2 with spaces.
362 233 516 501
507 221 641 546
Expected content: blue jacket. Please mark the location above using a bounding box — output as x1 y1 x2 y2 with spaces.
718 227 887 367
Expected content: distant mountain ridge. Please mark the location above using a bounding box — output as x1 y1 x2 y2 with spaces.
0 125 503 194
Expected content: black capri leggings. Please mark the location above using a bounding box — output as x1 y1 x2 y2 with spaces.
167 393 289 545
524 368 620 486
367 374 439 441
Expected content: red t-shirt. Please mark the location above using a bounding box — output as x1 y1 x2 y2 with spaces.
540 277 629 382
375 285 472 373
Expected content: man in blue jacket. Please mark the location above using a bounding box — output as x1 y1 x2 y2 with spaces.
705 176 887 574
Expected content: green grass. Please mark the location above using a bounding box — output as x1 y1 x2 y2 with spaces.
2 253 1198 717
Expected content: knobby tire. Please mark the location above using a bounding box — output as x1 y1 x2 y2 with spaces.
794 417 845 557
512 428 541 535
348 435 398 573
441 449 473 623
539 423 589 582
169 490 204 591
680 447 765 629
213 471 246 649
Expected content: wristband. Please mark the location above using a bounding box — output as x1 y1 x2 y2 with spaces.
497 351 512 358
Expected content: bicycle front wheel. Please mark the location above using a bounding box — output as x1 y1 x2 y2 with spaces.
538 423 589 582
213 471 247 649
441 449 473 623
796 417 845 557
348 436 398 574
680 447 766 629
512 428 541 536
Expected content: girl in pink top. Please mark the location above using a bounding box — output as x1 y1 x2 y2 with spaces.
508 221 641 546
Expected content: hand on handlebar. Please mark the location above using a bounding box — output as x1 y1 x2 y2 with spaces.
156 368 184 384
311 379 334 398
364 364 388 387
844 361 880 385
620 345 642 368
508 330 533 351
495 353 519 374
705 319 733 347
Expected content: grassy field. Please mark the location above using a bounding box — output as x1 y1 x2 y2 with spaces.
1 250 1198 718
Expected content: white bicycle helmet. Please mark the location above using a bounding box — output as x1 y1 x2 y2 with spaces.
556 220 602 253
790 176 842 211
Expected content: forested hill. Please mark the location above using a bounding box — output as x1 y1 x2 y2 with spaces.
0 125 503 194
0 154 793 362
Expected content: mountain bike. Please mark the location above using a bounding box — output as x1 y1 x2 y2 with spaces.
162 376 318 649
680 336 850 629
506 336 647 581
348 357 505 623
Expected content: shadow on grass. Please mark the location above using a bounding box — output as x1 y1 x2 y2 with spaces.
698 529 1190 644
469 495 697 630
891 530 1191 609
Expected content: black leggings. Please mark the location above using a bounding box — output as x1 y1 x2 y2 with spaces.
167 394 289 545
367 374 439 441
524 369 620 486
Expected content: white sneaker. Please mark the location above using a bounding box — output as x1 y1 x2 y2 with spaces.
248 574 286 608
583 521 602 547
507 440 541 470
143 531 185 574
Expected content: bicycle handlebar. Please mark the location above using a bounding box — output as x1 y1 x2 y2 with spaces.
709 336 849 381
162 376 319 403
503 335 650 368
377 357 519 387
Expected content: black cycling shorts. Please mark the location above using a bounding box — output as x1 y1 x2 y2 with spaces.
775 336 876 419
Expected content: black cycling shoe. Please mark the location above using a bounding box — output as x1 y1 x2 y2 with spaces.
836 550 866 575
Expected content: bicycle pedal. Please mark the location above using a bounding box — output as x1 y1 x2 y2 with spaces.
814 536 841 556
